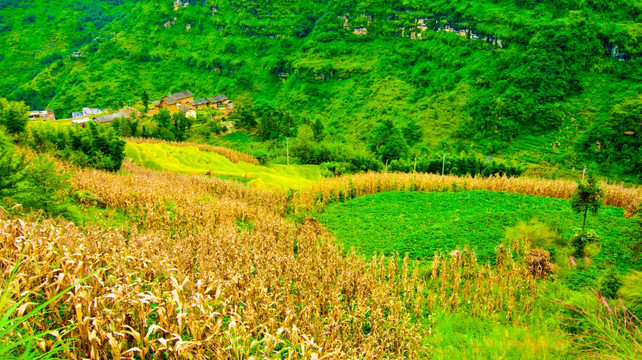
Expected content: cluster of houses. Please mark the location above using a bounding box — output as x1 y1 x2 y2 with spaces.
147 90 232 118
71 108 140 128
68 90 231 128
28 110 56 121
72 107 103 119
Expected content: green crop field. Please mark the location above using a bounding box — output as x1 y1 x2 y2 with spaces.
317 190 638 273
124 141 321 189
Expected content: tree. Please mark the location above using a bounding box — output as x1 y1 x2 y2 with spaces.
571 173 604 233
141 90 150 110
231 93 256 128
402 121 422 146
291 124 315 163
380 131 408 164
0 98 29 134
154 109 172 128
312 118 325 141
369 119 408 163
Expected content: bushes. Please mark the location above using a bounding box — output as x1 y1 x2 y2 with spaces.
389 152 524 177
0 98 29 135
30 123 125 172
0 130 70 216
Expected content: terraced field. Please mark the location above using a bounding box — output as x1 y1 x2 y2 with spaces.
125 141 321 188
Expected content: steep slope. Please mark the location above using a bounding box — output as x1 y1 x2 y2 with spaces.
0 0 640 177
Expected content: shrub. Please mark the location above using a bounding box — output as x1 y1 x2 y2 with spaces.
505 219 562 251
600 267 622 299
620 271 642 318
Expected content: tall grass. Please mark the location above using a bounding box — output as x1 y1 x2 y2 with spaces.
561 294 642 359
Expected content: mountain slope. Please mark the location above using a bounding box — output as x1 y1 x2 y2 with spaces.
0 0 640 178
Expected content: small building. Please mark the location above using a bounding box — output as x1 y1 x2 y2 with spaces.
207 95 229 109
71 118 92 128
82 107 102 116
29 110 55 121
160 90 194 113
72 107 102 118
94 112 124 124
178 104 196 118
72 52 83 58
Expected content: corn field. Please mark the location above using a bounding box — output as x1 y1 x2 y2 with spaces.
1 163 640 358
293 172 641 215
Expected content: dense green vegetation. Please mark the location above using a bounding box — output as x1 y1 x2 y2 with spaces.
317 190 640 283
0 0 639 181
30 122 126 172
0 130 71 217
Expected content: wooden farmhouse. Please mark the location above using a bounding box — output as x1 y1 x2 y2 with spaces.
159 90 194 113
207 95 230 109
189 98 210 110
147 90 232 117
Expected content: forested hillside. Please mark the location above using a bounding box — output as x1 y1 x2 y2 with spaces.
0 0 640 179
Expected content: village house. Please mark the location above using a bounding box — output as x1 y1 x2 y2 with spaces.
71 118 92 128
189 98 210 110
72 107 102 119
160 90 194 113
207 95 229 109
179 105 197 118
147 90 232 117
94 112 124 124
29 110 55 121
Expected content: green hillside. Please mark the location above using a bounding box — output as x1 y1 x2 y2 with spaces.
0 0 640 180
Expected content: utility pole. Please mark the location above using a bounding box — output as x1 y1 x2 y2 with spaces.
286 138 290 165
582 166 587 184
385 160 388 174
442 154 447 176
414 157 417 173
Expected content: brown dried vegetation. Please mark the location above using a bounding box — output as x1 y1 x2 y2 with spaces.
1 165 640 358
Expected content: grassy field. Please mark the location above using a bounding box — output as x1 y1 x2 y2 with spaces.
124 141 321 188
316 190 638 272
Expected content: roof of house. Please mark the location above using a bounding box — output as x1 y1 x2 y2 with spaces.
178 105 194 113
71 118 92 124
164 90 193 104
207 94 227 103
190 98 210 106
94 112 124 124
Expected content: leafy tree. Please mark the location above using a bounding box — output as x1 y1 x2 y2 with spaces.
402 121 422 146
0 98 29 134
380 132 408 164
141 90 150 110
571 173 605 233
154 109 172 128
231 93 256 129
369 119 408 163
291 124 315 162
312 118 325 141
